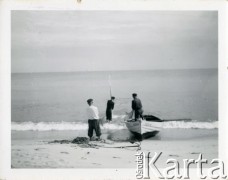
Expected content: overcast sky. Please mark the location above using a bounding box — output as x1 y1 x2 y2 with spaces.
11 11 218 73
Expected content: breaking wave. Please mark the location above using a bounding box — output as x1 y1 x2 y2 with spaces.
11 120 218 131
11 121 126 131
163 120 218 129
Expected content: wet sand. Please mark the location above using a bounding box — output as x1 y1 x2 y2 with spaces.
11 129 218 169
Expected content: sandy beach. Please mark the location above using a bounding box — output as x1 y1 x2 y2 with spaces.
4 8 223 180
11 129 218 169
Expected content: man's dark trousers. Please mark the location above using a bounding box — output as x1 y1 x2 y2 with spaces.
88 119 101 138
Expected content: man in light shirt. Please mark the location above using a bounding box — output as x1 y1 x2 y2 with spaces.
86 99 101 141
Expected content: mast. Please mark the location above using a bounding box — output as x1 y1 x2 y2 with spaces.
108 75 112 98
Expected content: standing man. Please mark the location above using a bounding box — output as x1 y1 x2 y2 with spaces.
132 93 143 120
86 99 101 141
106 96 115 122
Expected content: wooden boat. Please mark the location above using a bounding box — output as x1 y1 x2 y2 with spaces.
124 115 163 139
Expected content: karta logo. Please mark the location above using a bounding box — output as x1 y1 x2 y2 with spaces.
135 152 227 179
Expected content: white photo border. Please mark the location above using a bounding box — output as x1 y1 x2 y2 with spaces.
0 0 227 179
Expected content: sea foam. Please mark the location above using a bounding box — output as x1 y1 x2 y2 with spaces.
11 120 218 131
163 120 218 129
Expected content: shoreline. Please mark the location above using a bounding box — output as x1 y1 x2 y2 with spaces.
11 129 218 169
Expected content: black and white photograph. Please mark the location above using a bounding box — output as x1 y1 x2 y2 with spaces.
10 10 220 172
0 0 227 178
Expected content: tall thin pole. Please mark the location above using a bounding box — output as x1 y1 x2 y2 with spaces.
109 86 112 98
108 75 112 98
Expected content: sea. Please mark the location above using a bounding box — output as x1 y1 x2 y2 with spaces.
11 69 218 140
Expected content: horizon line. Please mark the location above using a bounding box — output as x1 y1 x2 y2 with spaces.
11 67 218 74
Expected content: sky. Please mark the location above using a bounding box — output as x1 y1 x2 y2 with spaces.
11 11 218 73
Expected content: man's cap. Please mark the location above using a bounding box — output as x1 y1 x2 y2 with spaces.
111 96 115 100
132 93 137 97
87 99 93 104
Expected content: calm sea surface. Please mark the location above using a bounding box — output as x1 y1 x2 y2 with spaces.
12 69 218 125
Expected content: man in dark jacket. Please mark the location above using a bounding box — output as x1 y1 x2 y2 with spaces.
106 96 115 122
132 93 143 119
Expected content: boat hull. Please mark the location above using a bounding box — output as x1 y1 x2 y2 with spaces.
125 115 163 139
129 130 160 140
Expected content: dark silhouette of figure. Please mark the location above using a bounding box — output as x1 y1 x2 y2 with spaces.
106 96 115 122
132 93 143 119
